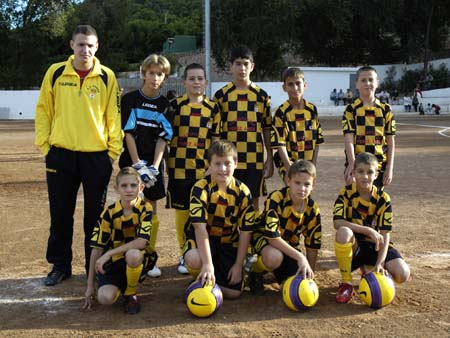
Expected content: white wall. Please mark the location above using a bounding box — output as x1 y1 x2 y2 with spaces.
213 66 358 109
0 90 40 119
373 58 450 83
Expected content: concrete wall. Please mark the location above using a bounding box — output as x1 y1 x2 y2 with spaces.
2 60 449 120
0 90 40 119
373 58 450 82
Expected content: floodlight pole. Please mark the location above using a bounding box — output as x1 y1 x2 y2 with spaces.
204 0 212 97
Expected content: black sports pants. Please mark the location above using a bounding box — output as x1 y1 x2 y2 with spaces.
45 147 112 274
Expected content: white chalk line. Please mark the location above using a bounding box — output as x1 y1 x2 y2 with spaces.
397 122 450 138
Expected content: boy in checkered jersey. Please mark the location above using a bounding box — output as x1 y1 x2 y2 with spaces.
213 45 273 210
183 140 255 299
333 152 410 304
272 67 324 184
83 167 157 314
343 66 396 188
248 160 321 294
166 63 220 275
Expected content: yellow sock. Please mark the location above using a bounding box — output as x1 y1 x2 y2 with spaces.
149 215 159 252
112 289 121 303
186 266 200 279
175 209 189 255
252 255 271 273
334 241 353 284
124 264 143 296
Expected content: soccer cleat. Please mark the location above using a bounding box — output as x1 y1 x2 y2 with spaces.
44 268 71 286
147 265 162 278
242 254 257 290
249 272 265 296
336 283 355 303
123 294 141 314
177 256 189 275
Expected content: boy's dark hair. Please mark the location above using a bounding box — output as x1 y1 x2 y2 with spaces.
115 167 141 185
356 66 377 81
288 160 316 179
282 67 305 83
230 45 253 63
208 140 237 162
72 25 97 39
354 152 378 169
183 63 206 80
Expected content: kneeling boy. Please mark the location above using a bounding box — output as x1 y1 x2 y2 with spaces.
250 160 321 294
83 167 157 314
183 140 255 299
334 152 410 304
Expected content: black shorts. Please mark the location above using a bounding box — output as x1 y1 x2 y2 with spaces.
234 168 266 199
183 229 243 291
166 178 197 210
272 251 302 284
351 240 402 271
97 251 158 292
252 232 300 283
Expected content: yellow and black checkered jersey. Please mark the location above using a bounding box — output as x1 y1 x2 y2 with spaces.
213 82 272 170
168 94 220 180
256 187 321 249
342 98 396 171
272 99 324 162
333 183 393 243
188 175 255 246
90 197 153 262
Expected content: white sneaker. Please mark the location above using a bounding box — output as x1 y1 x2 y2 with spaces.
177 256 189 275
147 265 162 278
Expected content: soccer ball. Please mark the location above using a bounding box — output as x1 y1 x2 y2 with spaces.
282 275 319 311
358 272 396 309
184 281 223 318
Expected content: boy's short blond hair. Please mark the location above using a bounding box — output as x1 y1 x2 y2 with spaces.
141 54 171 78
288 159 316 179
115 167 141 185
282 67 305 83
207 140 238 162
354 152 379 169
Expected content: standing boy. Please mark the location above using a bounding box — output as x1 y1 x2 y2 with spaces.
250 160 321 294
213 45 273 210
83 167 157 314
343 66 396 188
35 25 122 285
272 67 324 184
183 141 255 299
166 63 220 274
333 152 410 304
119 54 172 278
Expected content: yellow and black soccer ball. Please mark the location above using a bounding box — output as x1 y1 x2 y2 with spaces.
358 272 396 309
282 275 319 311
184 281 223 318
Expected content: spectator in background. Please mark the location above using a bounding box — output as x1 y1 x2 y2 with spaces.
344 88 353 105
412 94 420 112
418 102 424 115
338 89 345 105
426 103 432 115
392 88 399 104
432 104 441 115
330 88 338 105
403 95 412 112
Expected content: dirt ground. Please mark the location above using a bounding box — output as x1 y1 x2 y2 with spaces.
0 116 449 338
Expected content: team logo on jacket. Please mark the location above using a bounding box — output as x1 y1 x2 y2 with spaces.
87 85 100 99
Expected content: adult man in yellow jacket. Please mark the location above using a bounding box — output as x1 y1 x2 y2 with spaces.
35 25 123 286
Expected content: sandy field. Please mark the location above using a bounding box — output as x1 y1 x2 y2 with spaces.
0 116 449 338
